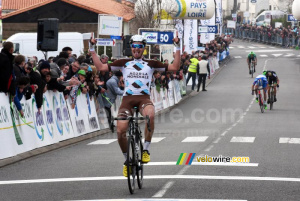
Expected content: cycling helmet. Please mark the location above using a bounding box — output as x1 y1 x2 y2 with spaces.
129 35 147 45
262 70 267 76
250 51 255 55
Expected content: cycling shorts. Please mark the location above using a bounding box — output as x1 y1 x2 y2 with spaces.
248 57 255 62
117 95 154 118
268 77 277 85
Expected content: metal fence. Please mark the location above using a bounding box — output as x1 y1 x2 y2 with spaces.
222 27 300 48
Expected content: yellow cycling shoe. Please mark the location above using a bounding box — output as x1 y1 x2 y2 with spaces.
142 150 150 163
123 165 128 177
123 163 132 177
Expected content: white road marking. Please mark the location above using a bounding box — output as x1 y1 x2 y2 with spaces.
230 137 255 143
87 139 117 145
297 55 300 57
66 199 247 201
152 181 175 198
283 54 294 57
260 55 268 57
182 136 209 142
145 162 258 167
272 54 282 57
234 56 242 59
221 131 228 136
237 46 245 48
213 137 222 143
279 138 300 144
259 46 266 48
3 175 300 185
246 50 291 53
229 47 234 49
248 46 255 49
204 145 214 152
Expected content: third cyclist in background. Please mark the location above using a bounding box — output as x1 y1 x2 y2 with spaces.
247 51 257 74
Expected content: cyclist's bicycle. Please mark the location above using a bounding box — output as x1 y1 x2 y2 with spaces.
250 61 255 78
253 87 265 113
115 108 151 194
269 84 276 110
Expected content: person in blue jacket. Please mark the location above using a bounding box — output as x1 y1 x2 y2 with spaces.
14 77 38 117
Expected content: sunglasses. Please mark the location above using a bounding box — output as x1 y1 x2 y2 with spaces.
130 44 145 49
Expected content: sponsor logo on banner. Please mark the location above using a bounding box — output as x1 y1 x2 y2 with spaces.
53 95 63 136
44 95 54 138
60 94 70 134
142 32 158 43
32 97 45 141
175 0 208 18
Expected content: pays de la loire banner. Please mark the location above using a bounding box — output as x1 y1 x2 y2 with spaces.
162 0 215 19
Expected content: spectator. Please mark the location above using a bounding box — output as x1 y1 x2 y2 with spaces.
65 60 80 81
186 56 198 91
0 41 16 96
69 70 88 109
26 62 46 113
196 55 210 92
14 77 37 117
104 71 124 128
44 72 71 92
13 55 26 78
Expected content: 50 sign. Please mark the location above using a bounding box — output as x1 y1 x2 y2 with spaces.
141 31 174 44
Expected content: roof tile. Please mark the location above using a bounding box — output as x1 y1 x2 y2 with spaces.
2 0 135 21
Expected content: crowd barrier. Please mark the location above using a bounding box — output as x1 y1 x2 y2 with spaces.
223 26 300 48
0 79 187 160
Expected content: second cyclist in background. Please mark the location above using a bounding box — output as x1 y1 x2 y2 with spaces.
247 51 257 74
263 70 280 103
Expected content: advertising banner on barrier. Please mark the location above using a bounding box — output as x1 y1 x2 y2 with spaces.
95 96 109 129
173 80 182 104
161 45 174 63
168 81 175 107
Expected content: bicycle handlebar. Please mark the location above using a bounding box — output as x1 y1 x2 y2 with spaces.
114 117 145 121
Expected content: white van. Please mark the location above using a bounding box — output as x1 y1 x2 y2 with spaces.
6 32 84 60
255 10 286 26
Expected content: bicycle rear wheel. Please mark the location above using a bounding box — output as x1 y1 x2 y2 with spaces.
259 94 264 113
136 132 144 189
270 91 274 110
127 137 136 194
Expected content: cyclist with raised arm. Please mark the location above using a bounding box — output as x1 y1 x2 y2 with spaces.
251 74 268 109
89 33 181 177
247 51 257 74
263 70 279 103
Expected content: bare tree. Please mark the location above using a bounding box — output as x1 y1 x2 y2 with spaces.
129 0 177 34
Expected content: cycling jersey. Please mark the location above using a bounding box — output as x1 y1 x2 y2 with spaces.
109 58 168 96
265 71 278 85
248 53 256 59
253 75 268 88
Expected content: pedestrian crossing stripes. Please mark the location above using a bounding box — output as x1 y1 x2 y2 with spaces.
230 137 256 143
182 136 209 142
233 53 299 59
86 137 300 145
279 138 300 144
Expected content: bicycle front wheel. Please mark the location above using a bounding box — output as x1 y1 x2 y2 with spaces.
136 133 144 189
259 94 264 113
251 64 254 78
127 137 136 194
270 91 274 110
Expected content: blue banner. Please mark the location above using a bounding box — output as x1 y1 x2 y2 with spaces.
287 14 298 22
141 31 174 44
